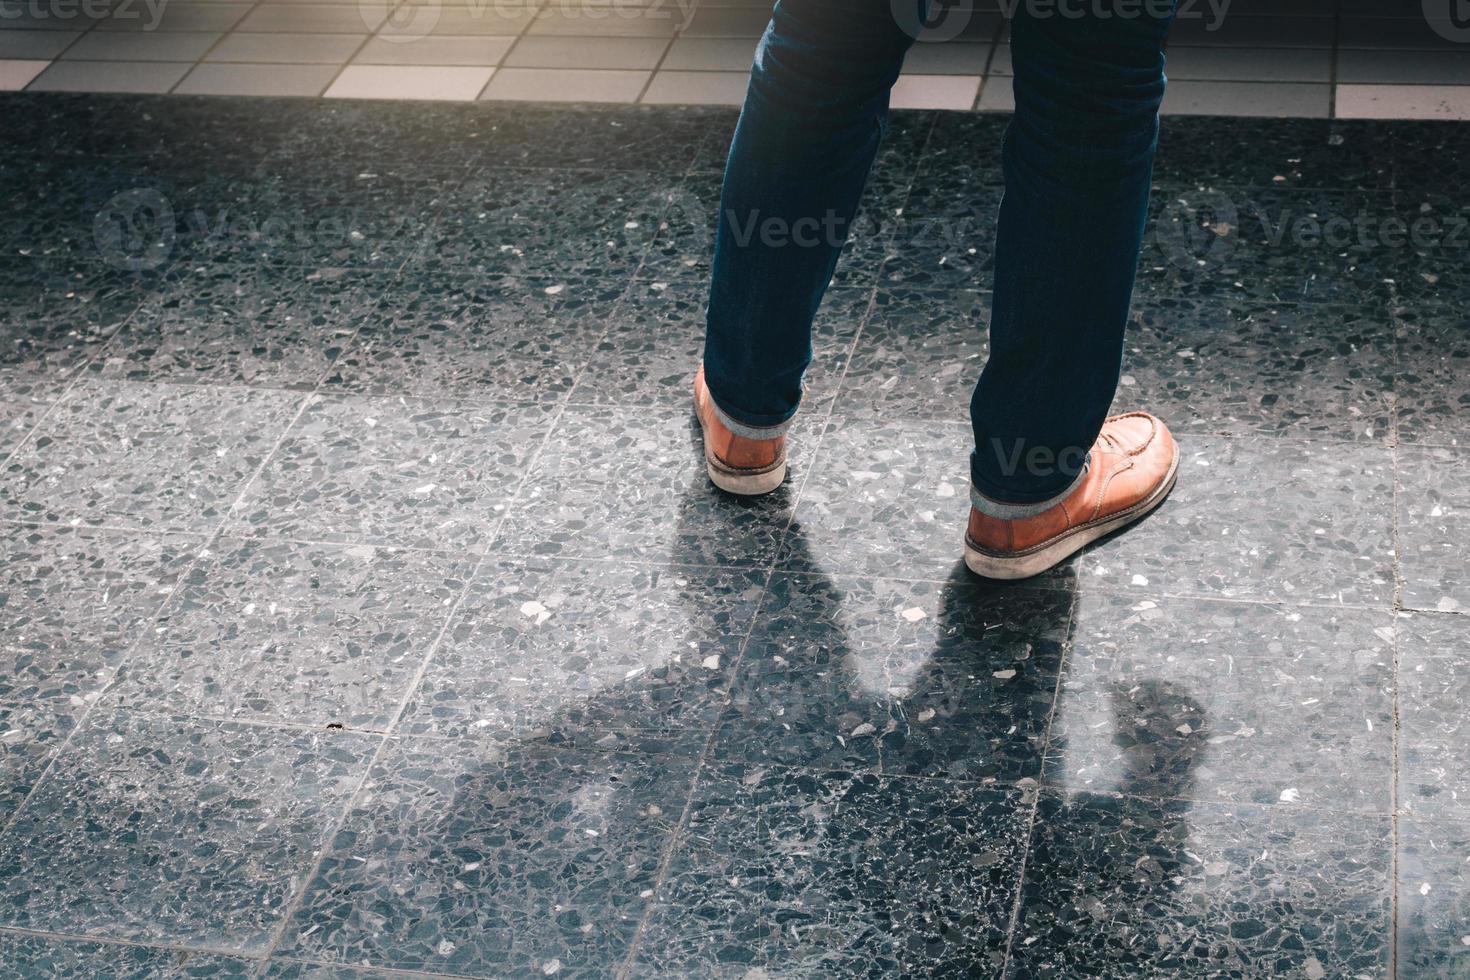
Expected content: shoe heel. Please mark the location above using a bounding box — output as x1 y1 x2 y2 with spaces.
707 459 787 496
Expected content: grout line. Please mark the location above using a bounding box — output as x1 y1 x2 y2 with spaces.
0 924 252 964
1327 0 1341 121
1386 130 1403 979
165 0 270 94
0 389 320 845
998 582 1081 972
249 290 583 971
471 0 549 101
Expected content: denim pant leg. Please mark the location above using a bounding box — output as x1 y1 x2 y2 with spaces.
701 0 922 433
969 1 1176 509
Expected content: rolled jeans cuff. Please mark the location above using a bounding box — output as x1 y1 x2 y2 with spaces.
709 395 795 441
970 456 1090 520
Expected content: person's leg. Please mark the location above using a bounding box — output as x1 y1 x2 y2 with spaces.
700 0 921 438
969 0 1177 511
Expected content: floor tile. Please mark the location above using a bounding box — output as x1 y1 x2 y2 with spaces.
1379 190 1470 303
909 109 1008 185
633 768 1029 977
881 173 1004 288
261 961 420 980
977 76 1014 112
95 265 383 388
174 62 340 97
1340 15 1470 50
0 57 49 89
0 261 159 359
1397 446 1470 615
1139 186 1397 305
112 537 473 729
60 30 220 62
779 415 987 579
1337 84 1470 121
351 35 513 66
0 0 105 29
1011 791 1391 978
93 2 250 32
0 708 376 951
1169 14 1333 48
495 403 799 568
399 556 767 738
1049 592 1393 812
833 286 989 421
677 6 770 38
504 34 668 71
454 103 715 171
573 279 869 412
1397 303 1470 448
1115 295 1394 441
890 73 979 110
4 94 313 180
326 64 494 101
1082 435 1393 605
170 171 451 268
1398 816 1470 978
276 730 701 975
258 97 503 175
0 696 74 824
206 31 366 64
901 40 991 75
0 370 64 455
1398 611 1470 824
647 158 909 287
528 5 680 38
0 30 81 59
481 66 648 103
0 523 196 706
237 3 383 33
1160 80 1330 118
226 393 555 551
1152 116 1393 191
659 36 755 72
1152 45 1331 83
378 2 535 38
713 569 1072 780
327 274 621 399
25 59 190 93
420 168 669 277
1338 49 1470 85
0 933 255 978
640 69 746 106
2 379 301 532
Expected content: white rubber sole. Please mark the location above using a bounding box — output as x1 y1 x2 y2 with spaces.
963 448 1180 580
706 456 787 496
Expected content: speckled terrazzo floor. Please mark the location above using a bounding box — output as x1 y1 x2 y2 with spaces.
0 93 1468 978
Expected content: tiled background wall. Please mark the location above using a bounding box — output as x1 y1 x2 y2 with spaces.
2 0 1470 118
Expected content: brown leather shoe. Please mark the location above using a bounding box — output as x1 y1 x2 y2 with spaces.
964 412 1180 580
693 367 787 496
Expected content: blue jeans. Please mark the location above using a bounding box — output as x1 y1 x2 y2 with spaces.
702 0 1176 511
